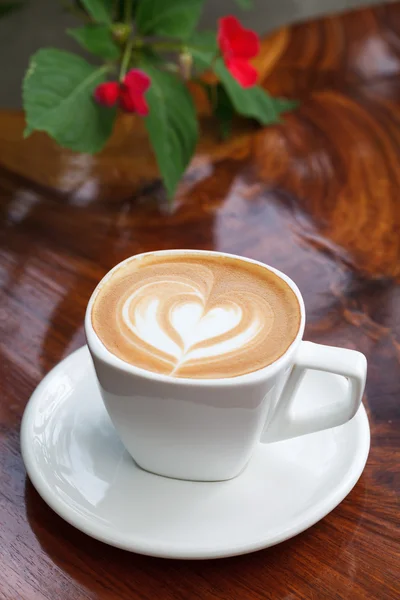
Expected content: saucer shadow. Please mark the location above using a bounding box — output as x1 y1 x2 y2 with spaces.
25 476 368 600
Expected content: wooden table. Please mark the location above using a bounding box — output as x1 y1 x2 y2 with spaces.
1 3 399 599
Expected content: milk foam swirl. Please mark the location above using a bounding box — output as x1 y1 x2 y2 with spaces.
92 254 300 378
119 277 267 375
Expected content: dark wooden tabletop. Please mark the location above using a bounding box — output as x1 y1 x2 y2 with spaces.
1 3 399 599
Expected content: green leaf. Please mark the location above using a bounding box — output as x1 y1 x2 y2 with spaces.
68 24 120 60
190 30 217 73
134 46 164 69
233 0 253 9
214 58 297 125
214 84 234 139
0 1 23 18
273 97 300 112
141 66 198 199
136 0 204 39
23 49 116 153
201 83 234 139
80 0 112 23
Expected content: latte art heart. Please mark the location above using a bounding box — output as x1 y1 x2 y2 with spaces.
121 285 264 373
92 253 301 378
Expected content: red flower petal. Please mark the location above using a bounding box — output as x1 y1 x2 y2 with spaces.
218 16 242 56
94 82 120 107
226 58 258 88
119 86 136 113
120 85 149 116
231 28 259 59
218 15 260 60
132 95 149 116
124 69 151 93
120 69 151 115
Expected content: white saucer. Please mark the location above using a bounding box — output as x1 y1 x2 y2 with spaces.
21 346 370 560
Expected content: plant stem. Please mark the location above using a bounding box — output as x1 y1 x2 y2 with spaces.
150 41 184 52
112 0 119 20
148 41 212 55
120 38 134 80
124 0 132 23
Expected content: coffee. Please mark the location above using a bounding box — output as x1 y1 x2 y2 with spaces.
91 253 301 379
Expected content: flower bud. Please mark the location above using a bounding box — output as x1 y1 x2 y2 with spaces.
179 51 193 80
111 22 132 45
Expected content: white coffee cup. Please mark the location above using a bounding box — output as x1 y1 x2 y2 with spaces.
85 250 367 482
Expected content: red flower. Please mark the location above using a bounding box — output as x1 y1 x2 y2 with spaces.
93 70 151 116
218 15 260 88
94 82 120 107
120 69 151 116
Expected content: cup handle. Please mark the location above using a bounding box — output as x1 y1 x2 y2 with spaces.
263 341 367 443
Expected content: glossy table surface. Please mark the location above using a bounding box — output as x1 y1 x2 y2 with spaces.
0 3 399 599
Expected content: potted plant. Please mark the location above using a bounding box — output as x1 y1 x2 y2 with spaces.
22 0 297 203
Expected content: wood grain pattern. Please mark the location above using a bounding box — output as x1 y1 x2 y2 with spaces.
1 3 400 600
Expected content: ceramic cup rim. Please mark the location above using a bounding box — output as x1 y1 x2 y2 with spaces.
84 249 306 387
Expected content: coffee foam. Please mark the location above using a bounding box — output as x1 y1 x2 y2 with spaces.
91 253 301 378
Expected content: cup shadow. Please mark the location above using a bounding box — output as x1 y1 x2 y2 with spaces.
25 476 368 600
